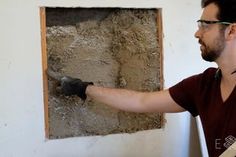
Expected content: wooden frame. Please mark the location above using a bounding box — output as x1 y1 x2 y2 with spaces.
40 7 164 138
40 7 49 138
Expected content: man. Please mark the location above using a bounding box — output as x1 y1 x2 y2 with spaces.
55 0 236 156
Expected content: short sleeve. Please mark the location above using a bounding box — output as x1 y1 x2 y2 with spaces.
169 68 217 117
169 75 200 117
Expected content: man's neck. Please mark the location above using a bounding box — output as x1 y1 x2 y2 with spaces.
216 49 236 82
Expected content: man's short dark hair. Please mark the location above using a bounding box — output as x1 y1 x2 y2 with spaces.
202 0 236 23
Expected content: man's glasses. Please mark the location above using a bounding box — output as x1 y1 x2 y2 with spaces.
197 19 232 30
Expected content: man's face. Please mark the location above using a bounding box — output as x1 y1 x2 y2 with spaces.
195 3 226 62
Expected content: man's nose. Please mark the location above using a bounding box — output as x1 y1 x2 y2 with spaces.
194 28 201 39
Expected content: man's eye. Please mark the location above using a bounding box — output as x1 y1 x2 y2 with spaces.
202 22 209 28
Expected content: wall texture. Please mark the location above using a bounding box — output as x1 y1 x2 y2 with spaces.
0 0 214 156
46 8 162 138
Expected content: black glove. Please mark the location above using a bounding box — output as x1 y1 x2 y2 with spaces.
60 76 93 100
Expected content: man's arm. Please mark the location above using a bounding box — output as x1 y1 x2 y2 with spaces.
86 85 185 113
53 74 186 113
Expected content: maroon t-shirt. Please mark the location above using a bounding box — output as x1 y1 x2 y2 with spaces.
169 68 236 157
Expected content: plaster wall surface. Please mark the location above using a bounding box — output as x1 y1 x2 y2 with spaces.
0 0 214 156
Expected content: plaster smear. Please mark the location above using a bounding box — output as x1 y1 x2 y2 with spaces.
46 8 163 139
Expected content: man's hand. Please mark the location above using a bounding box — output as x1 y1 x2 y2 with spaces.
60 76 93 100
47 68 93 100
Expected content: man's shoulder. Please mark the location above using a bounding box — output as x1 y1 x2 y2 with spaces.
183 67 217 83
202 67 218 75
176 67 218 91
200 67 218 82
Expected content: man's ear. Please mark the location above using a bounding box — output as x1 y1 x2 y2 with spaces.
225 23 236 40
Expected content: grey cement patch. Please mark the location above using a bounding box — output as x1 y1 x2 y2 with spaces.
46 8 163 139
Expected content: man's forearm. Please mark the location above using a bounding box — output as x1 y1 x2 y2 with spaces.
86 85 185 113
85 85 147 112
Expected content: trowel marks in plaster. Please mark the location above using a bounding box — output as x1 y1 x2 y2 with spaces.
46 8 163 139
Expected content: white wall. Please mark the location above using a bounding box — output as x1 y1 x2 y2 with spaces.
0 0 214 157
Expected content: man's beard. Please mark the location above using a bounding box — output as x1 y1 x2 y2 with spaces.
199 34 225 62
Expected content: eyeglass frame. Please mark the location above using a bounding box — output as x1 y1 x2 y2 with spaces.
197 19 232 30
